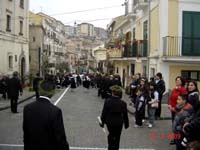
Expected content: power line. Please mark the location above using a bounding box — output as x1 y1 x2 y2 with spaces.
49 5 122 16
64 18 113 24
0 5 124 22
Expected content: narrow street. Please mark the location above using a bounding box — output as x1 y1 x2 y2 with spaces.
0 86 175 150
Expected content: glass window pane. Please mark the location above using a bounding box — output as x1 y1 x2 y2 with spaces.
181 71 189 79
190 71 198 80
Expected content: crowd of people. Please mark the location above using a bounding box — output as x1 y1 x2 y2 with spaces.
127 73 200 150
1 70 200 150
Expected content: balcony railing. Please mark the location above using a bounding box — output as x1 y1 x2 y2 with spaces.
123 40 147 57
108 40 148 58
108 48 122 58
163 36 200 57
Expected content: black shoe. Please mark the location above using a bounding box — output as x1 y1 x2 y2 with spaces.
170 140 175 145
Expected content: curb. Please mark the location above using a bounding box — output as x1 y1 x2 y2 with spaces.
0 95 35 111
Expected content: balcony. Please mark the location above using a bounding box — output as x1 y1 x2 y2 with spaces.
133 0 149 11
107 40 148 60
107 48 122 58
123 40 147 57
162 36 200 63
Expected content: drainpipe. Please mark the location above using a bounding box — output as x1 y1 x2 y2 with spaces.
147 0 151 79
0 1 2 31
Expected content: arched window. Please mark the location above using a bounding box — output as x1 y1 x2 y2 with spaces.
8 55 13 69
20 0 24 8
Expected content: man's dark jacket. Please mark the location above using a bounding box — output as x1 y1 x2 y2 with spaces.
23 97 69 150
33 76 42 91
101 96 129 128
7 77 22 98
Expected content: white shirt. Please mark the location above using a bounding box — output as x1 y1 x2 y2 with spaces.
39 96 51 102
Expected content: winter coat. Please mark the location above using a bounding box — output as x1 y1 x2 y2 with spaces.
184 105 200 141
155 79 165 96
173 103 193 133
135 94 146 113
187 91 200 112
168 86 187 109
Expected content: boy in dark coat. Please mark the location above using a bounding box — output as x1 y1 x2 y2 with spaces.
173 94 193 150
100 85 129 150
134 87 146 127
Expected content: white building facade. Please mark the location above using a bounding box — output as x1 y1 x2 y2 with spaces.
0 0 29 80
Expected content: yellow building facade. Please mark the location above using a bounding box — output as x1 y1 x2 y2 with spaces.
107 0 200 90
149 0 200 91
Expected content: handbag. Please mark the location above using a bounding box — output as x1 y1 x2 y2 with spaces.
151 102 159 108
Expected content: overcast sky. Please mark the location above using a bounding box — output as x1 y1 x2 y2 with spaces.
29 0 125 29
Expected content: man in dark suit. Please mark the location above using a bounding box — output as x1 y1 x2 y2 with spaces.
100 85 129 150
7 71 23 113
23 79 69 150
33 72 42 99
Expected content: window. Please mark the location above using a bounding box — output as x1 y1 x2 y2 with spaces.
6 15 11 32
143 20 148 56
8 56 13 69
143 66 147 75
131 64 135 75
182 11 200 56
20 0 24 8
33 37 36 42
150 68 155 78
181 70 200 81
15 55 17 62
143 20 148 40
19 20 23 35
133 28 136 39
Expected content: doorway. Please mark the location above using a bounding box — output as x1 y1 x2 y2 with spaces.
21 57 25 83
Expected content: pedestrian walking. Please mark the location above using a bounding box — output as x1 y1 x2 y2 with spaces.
7 71 23 113
0 75 7 100
33 73 42 99
23 79 69 150
70 75 76 92
76 74 82 87
99 85 129 150
82 75 90 91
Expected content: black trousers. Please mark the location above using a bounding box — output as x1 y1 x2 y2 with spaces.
155 95 163 118
98 88 101 97
35 90 39 99
10 97 18 113
135 111 143 126
107 125 123 150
